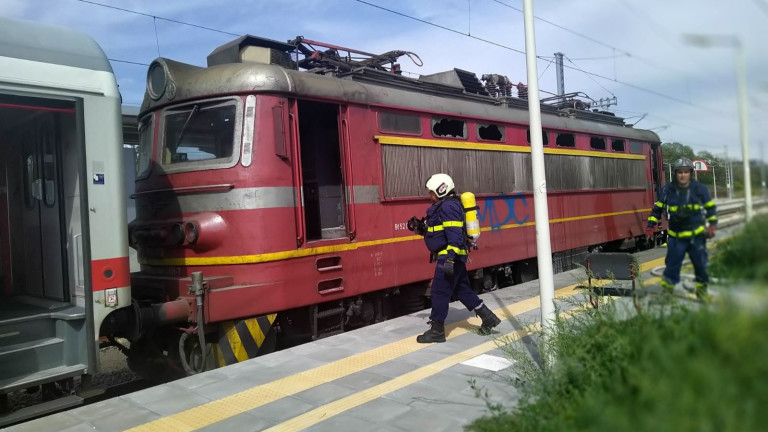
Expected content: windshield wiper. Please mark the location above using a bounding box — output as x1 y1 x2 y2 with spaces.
172 104 199 153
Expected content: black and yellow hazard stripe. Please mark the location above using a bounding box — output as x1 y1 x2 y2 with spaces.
213 314 277 366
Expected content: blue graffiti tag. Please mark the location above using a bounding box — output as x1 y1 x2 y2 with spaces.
477 193 530 230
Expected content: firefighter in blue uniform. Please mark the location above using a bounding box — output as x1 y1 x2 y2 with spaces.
646 158 717 299
408 173 501 343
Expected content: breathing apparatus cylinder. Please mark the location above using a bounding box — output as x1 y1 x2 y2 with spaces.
460 192 481 241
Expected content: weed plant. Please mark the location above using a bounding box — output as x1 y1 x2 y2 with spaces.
710 215 768 285
468 297 768 432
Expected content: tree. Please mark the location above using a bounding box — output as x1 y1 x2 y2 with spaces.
660 142 696 182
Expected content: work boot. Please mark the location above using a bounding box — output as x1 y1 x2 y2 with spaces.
416 320 446 343
660 279 675 294
475 304 501 334
694 282 710 303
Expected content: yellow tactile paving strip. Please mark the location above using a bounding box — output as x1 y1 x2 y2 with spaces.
264 323 543 432
127 256 666 432
265 306 597 432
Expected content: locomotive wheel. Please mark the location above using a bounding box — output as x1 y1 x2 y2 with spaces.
473 272 498 293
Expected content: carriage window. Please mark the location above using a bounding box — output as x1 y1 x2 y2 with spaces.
612 139 625 152
477 123 504 141
590 136 606 150
629 140 643 154
526 128 549 145
432 117 466 139
556 133 575 147
163 100 237 165
379 112 421 135
136 115 153 178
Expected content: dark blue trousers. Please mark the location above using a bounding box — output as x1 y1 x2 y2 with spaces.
430 259 482 321
663 235 709 285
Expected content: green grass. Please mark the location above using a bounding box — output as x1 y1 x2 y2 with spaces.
467 217 768 431
468 300 768 432
710 215 768 285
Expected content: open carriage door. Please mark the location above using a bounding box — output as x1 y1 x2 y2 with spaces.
2 96 69 301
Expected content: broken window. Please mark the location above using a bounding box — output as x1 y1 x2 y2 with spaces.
612 139 625 152
556 133 575 148
526 128 549 145
431 118 466 139
477 123 504 142
590 136 606 150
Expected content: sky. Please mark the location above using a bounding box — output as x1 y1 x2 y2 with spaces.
2 0 767 161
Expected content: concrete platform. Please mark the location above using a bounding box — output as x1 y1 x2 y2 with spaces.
5 247 672 432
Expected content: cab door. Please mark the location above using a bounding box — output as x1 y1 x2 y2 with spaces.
295 100 348 242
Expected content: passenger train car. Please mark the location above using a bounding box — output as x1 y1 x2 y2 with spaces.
125 35 664 374
0 17 132 421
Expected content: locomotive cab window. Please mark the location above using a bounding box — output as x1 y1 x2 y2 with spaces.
160 98 242 172
612 139 626 152
590 136 606 150
556 133 575 147
526 128 549 145
629 140 643 154
477 123 504 142
378 111 422 135
431 117 466 139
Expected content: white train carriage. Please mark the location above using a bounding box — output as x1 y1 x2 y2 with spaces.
0 17 130 421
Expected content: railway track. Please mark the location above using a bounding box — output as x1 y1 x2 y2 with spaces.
712 198 767 228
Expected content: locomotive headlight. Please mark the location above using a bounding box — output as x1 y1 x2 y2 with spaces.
147 60 168 100
185 222 199 244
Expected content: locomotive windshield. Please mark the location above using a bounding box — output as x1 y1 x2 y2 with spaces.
160 98 241 171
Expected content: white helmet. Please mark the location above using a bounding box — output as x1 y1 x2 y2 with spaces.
425 173 454 198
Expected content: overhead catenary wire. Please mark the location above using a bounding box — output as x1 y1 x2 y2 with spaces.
76 0 718 114
538 57 554 80
73 0 740 147
74 0 240 37
108 58 150 67
491 0 698 80
564 55 616 97
353 0 721 114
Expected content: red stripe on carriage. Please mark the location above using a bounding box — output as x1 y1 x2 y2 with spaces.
91 257 130 292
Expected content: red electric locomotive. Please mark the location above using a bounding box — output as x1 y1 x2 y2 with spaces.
118 35 663 376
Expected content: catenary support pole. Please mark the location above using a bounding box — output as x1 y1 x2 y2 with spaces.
522 0 555 337
734 43 753 220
